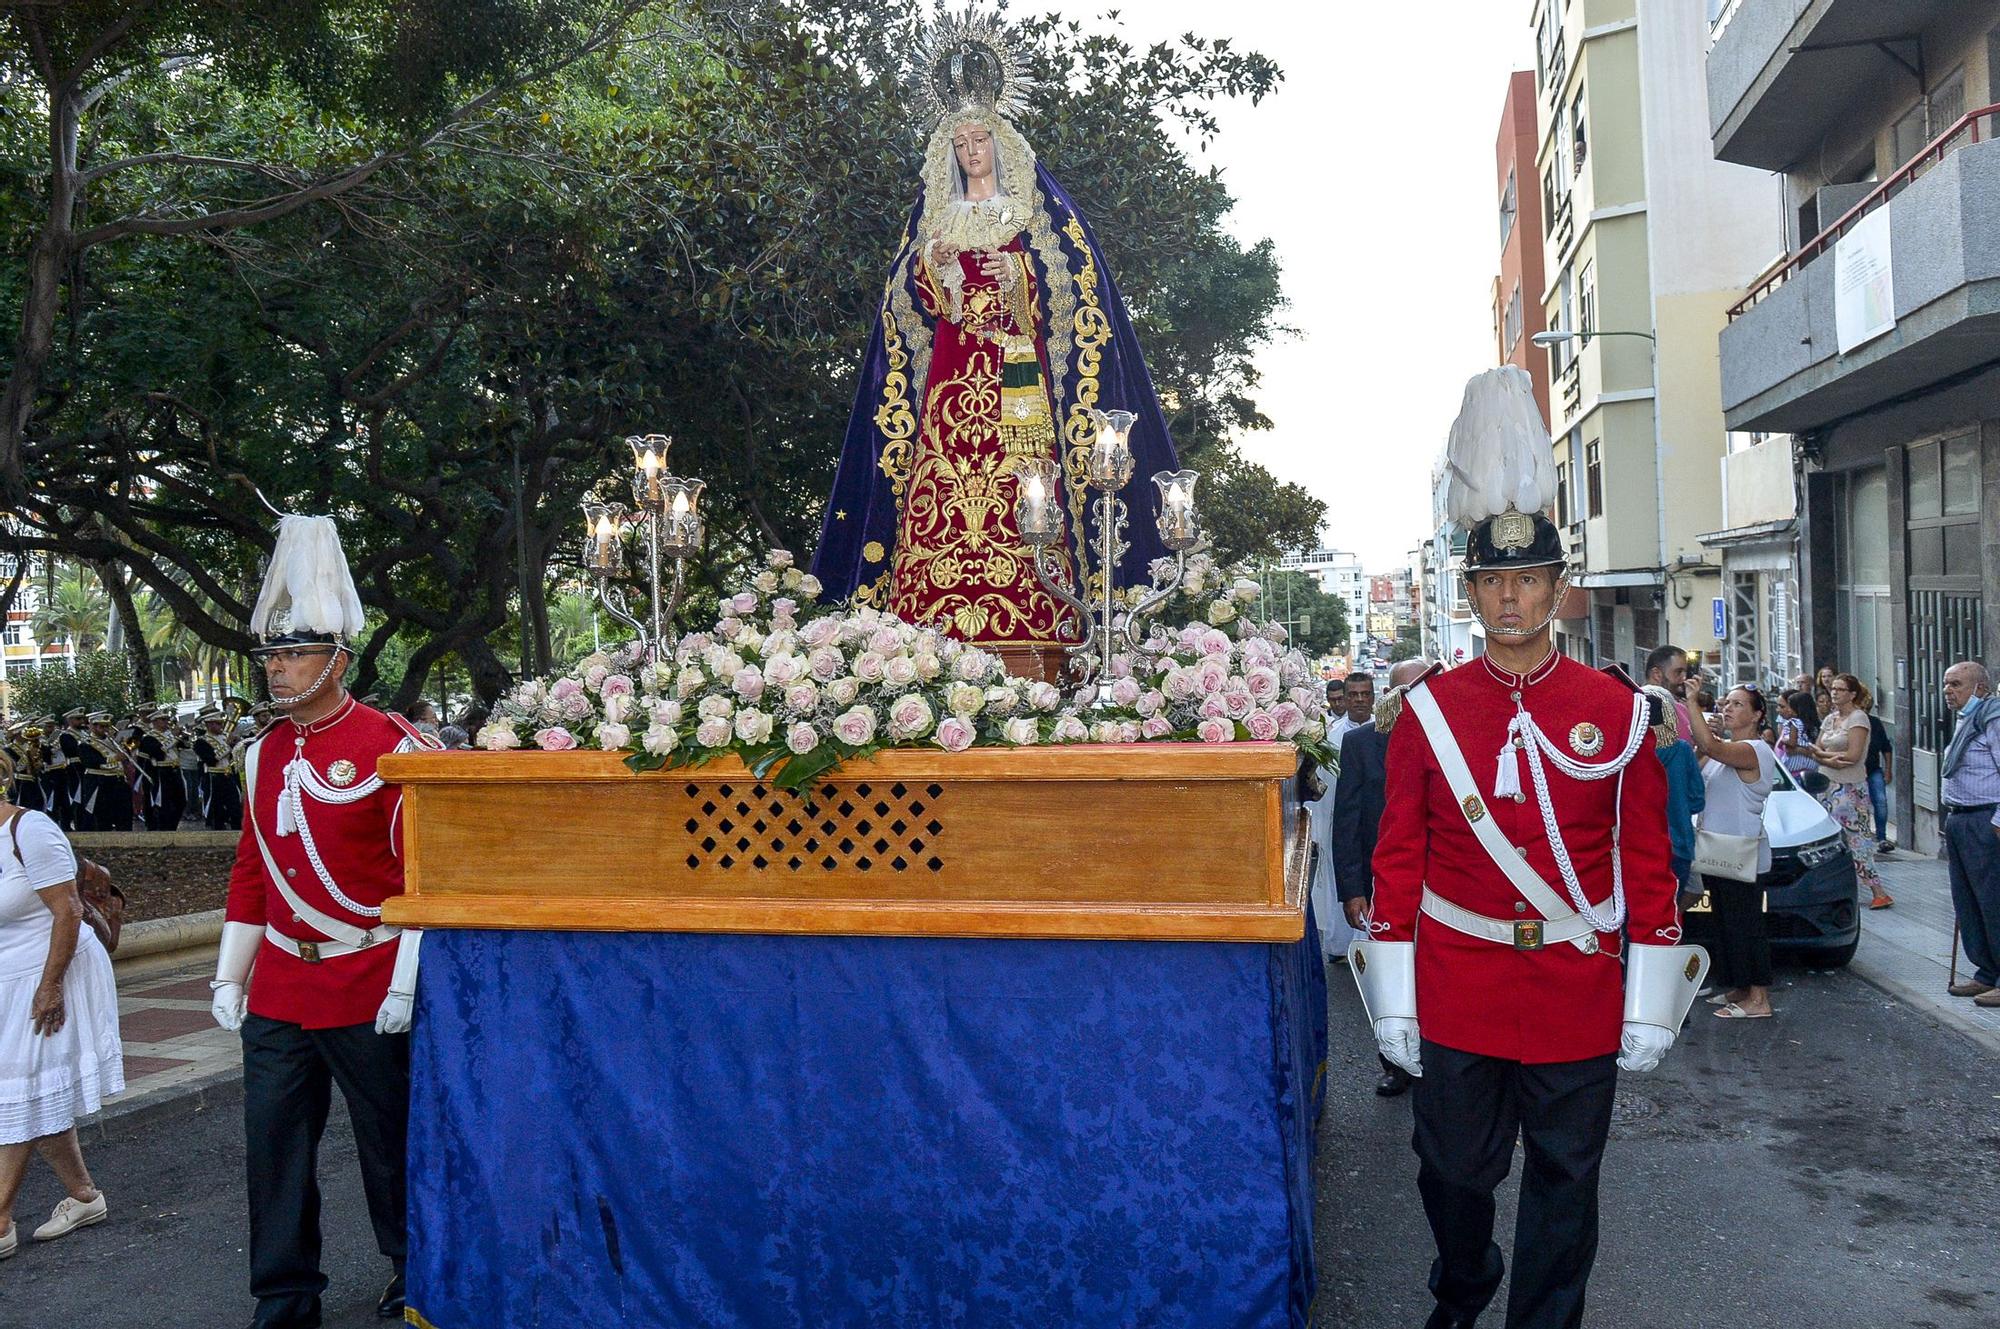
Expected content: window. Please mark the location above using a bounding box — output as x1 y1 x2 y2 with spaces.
1890 98 1929 168
1536 5 1555 88
1577 260 1595 342
1930 66 1966 141
1 620 20 647
1499 168 1518 246
1542 164 1559 234
1556 453 1573 527
1570 86 1588 173
1503 285 1524 354
1554 270 1575 372
1585 439 1603 517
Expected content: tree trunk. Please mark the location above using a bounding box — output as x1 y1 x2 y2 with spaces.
0 77 78 494
94 560 153 701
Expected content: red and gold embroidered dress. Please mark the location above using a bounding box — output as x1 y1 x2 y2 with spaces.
888 237 1075 648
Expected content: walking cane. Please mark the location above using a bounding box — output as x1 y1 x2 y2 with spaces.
1949 920 1960 989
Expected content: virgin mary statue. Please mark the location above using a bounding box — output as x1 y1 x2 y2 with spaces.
810 12 1181 667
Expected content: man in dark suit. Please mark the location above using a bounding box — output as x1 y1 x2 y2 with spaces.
1333 657 1431 1096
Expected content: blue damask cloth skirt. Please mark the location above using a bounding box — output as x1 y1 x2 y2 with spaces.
406 925 1326 1328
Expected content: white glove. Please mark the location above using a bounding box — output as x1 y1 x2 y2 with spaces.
1617 1021 1674 1073
210 921 262 1032
374 930 422 1035
1375 1017 1423 1077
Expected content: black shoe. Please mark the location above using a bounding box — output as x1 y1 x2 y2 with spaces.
1423 1308 1479 1328
377 1273 406 1319
1375 1066 1412 1097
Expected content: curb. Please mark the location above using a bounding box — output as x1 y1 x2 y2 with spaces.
80 1065 245 1142
73 830 239 849
113 909 225 981
1847 954 2000 1057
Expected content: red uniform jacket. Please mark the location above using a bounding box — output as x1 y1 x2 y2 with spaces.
1370 653 1680 1063
225 700 424 1029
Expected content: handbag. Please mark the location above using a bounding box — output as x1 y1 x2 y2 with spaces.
1693 826 1762 884
9 810 123 953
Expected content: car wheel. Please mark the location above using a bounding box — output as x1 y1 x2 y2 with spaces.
1797 936 1859 969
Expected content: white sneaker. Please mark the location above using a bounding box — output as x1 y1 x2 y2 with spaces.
32 1192 106 1241
0 1221 16 1259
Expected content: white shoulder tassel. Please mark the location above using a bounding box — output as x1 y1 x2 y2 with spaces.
1493 717 1524 802
276 759 299 836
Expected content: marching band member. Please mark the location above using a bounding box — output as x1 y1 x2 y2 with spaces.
75 713 132 833
57 710 87 831
133 708 185 831
1351 368 1706 1329
209 514 437 1328
193 708 243 831
37 716 70 828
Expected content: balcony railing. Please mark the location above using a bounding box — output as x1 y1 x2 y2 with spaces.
1728 102 2000 320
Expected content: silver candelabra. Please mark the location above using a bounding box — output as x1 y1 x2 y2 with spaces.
1015 408 1201 707
580 433 706 660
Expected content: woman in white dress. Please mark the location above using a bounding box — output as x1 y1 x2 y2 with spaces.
0 749 122 1259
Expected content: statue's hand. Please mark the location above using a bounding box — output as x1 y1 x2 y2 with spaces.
980 252 1015 288
926 239 954 271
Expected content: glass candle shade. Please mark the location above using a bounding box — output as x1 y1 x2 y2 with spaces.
1153 469 1200 550
1013 458 1062 546
1086 408 1137 491
581 502 624 575
627 433 671 507
658 476 706 556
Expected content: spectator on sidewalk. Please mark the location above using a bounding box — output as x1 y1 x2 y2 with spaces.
1309 673 1376 962
1775 690 1819 780
1939 661 2000 1008
1645 645 1693 741
1643 686 1705 909
1803 674 1892 910
1331 658 1429 1097
1863 698 1895 854
1686 688 1779 1019
0 750 122 1261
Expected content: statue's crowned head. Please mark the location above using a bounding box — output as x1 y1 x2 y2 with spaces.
912 10 1040 249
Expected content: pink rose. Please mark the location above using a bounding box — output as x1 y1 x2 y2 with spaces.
1271 702 1307 738
1199 696 1228 720
869 627 903 656
583 665 609 690
785 683 820 712
935 717 975 752
853 651 887 683
1199 628 1233 658
888 694 934 739
883 655 919 687
533 727 579 751
1196 659 1230 695
731 592 759 615
772 597 798 619
1140 714 1174 740
1221 687 1254 720
731 667 766 701
695 717 733 748
1197 717 1234 744
801 617 842 648
809 646 844 681
1244 667 1280 704
550 677 584 702
1109 676 1142 708
1163 668 1199 703
1051 716 1088 743
833 706 877 746
786 722 820 755
601 673 635 699
1108 653 1134 679
762 654 803 687
1245 710 1279 742
1136 689 1164 717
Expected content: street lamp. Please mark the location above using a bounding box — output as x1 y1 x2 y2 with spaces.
1532 327 1655 347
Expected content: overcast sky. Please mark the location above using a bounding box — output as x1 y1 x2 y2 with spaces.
1043 2 1538 570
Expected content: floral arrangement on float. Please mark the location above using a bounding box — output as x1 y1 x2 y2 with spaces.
473 548 1335 788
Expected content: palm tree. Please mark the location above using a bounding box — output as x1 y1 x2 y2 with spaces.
31 568 109 654
546 589 603 669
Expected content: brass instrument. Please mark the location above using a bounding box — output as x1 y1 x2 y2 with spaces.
18 724 43 781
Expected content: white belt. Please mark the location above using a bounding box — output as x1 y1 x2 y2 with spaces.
264 923 402 964
1421 887 1606 953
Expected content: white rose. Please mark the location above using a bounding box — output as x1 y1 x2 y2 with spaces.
597 722 632 750
983 685 1019 716
603 693 633 726
887 694 934 740
650 699 683 727
946 682 984 717
643 724 679 756
913 652 942 682
1207 599 1238 626
827 677 861 706
677 667 706 698
1002 716 1041 746
884 655 919 688
698 695 735 721
695 717 732 748
753 570 779 593
734 709 774 744
474 722 520 751
798 574 822 597
768 549 795 570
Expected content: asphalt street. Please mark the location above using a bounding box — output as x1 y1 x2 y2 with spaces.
4 963 1996 1328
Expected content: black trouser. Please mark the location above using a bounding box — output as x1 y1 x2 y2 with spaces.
40 775 68 830
1708 877 1772 990
241 1014 410 1328
1411 1040 1618 1329
1945 808 2000 986
207 773 243 830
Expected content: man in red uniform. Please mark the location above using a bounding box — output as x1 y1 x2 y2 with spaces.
1351 368 1705 1329
210 515 434 1329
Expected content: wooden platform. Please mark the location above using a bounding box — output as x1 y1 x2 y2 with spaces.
378 744 1308 941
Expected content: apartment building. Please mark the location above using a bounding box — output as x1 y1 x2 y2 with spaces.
1495 71 1555 427
1707 0 2000 850
1276 544 1366 649
1530 0 1781 674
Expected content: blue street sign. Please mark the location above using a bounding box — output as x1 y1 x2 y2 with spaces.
1712 597 1726 639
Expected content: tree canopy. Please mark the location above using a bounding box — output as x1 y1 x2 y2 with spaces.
0 1 1322 716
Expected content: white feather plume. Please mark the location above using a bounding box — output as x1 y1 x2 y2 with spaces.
250 515 367 640
1441 366 1558 528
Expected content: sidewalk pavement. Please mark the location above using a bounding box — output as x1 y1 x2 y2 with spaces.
1850 846 2000 1054
95 964 243 1127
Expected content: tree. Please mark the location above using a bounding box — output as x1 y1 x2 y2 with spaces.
1256 569 1349 660
0 3 1307 715
30 567 109 652
10 649 139 720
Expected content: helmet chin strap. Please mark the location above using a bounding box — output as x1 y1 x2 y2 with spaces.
1466 572 1570 641
271 648 348 711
